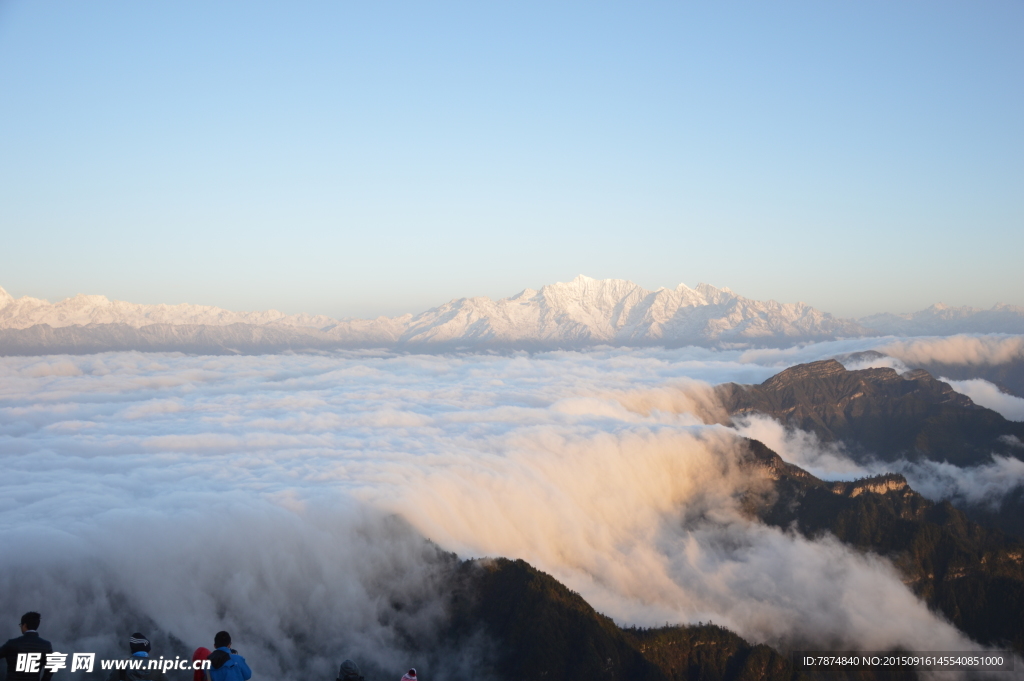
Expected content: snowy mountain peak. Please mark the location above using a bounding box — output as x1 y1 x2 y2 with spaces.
22 276 1023 355
542 274 638 296
510 288 537 300
382 276 868 347
72 293 113 308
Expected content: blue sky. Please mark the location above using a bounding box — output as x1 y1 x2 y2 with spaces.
1 1 1021 319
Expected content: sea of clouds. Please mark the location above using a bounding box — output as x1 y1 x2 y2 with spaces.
1 337 1022 678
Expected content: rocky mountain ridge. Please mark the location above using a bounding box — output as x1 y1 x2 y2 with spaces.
743 439 1024 653
720 360 1024 540
717 359 1024 467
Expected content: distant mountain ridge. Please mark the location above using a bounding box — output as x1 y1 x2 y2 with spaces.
0 285 338 329
1 276 1022 354
862 302 1024 336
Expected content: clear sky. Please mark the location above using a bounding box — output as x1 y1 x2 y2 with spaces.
1 1 1021 319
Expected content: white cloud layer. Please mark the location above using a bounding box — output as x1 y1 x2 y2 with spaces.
732 414 869 480
892 456 1024 510
881 335 1024 367
945 378 1024 421
0 347 1004 678
730 414 1024 512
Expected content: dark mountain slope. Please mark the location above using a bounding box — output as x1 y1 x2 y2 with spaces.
631 625 794 681
631 625 916 681
440 557 811 681
742 440 1024 652
717 360 1024 466
443 557 661 680
435 555 925 680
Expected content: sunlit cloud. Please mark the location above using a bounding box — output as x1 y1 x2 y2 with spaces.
881 335 1024 367
0 347 995 678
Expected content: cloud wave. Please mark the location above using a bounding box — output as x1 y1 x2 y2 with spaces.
881 335 1024 367
945 378 1024 422
0 348 992 679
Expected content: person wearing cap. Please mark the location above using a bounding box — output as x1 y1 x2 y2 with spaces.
205 631 250 681
106 632 164 681
0 612 54 681
400 668 418 681
337 659 364 681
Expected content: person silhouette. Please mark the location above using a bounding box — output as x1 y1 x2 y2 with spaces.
0 612 54 681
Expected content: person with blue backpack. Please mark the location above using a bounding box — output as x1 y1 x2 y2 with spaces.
204 632 251 681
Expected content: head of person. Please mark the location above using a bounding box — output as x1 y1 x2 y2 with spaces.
20 612 41 633
406 670 417 678
129 633 151 655
338 659 360 680
214 631 231 650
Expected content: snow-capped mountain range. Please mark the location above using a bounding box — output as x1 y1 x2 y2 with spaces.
0 285 336 329
0 276 1021 355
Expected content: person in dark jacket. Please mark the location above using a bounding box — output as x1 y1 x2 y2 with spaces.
205 632 250 681
0 612 54 681
337 659 364 681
